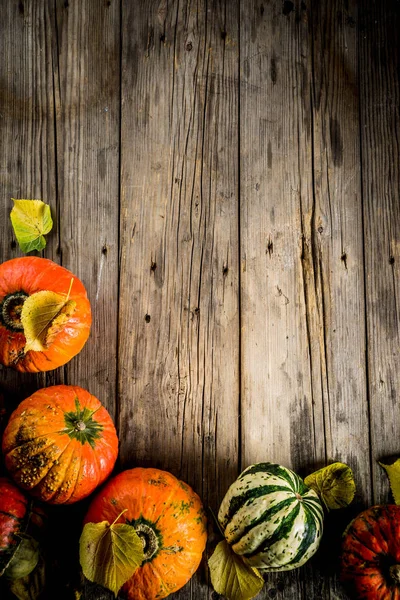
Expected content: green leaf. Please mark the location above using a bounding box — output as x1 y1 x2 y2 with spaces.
7 555 45 600
208 540 264 600
79 515 144 596
379 458 400 505
20 282 75 353
4 535 39 580
304 462 356 511
10 199 53 253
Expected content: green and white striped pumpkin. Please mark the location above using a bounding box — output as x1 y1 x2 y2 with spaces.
218 462 324 572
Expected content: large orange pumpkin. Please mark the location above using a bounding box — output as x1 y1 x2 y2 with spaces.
0 257 91 372
2 385 118 504
84 468 207 599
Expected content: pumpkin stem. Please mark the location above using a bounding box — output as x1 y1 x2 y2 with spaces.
0 291 28 332
390 565 400 584
63 398 103 448
134 523 160 562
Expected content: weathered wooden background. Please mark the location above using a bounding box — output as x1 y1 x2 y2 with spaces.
0 0 399 598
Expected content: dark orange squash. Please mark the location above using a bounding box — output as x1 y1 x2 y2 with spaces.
341 505 400 599
0 477 29 576
2 385 118 505
0 257 91 372
0 477 46 579
84 467 207 599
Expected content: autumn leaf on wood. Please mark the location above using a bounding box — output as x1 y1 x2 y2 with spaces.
10 199 53 253
379 458 400 505
304 462 356 511
208 540 264 600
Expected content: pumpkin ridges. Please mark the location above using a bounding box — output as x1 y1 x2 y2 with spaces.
6 436 72 492
32 438 76 502
341 505 400 599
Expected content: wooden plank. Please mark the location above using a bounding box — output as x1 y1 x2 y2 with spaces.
50 0 120 417
239 2 325 598
0 0 56 400
119 0 239 597
309 0 371 499
307 2 371 596
360 0 400 504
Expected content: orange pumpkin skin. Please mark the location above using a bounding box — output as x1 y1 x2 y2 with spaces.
341 505 400 599
0 257 91 372
0 477 28 565
2 385 118 505
84 468 207 600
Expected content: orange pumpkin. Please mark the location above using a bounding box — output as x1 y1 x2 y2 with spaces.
84 468 207 599
0 257 91 372
2 385 118 505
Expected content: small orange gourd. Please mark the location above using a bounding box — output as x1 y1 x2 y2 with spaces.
0 257 91 372
84 467 207 599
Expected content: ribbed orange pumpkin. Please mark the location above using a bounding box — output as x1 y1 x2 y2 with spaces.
0 257 91 372
341 505 400 599
2 385 118 504
84 468 207 599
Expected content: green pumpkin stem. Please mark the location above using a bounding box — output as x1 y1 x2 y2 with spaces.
63 398 103 448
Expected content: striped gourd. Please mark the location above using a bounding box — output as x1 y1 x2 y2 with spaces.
218 463 324 572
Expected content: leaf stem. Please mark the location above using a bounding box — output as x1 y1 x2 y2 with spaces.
111 509 128 527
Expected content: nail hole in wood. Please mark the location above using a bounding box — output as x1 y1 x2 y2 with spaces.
145 314 151 323
10 240 17 249
267 239 273 256
389 256 395 265
151 261 157 272
318 226 324 234
341 252 347 268
223 265 229 276
186 42 193 51
102 245 108 255
221 30 227 40
160 33 166 43
282 0 294 15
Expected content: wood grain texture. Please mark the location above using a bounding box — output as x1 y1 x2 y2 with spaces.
118 0 239 597
239 2 325 598
49 0 120 414
239 0 319 493
360 0 400 504
0 0 54 400
309 0 370 502
0 0 399 598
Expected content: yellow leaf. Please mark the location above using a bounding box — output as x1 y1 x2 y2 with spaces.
79 517 144 596
10 199 53 253
304 462 356 511
208 540 264 600
20 282 75 352
379 458 400 505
